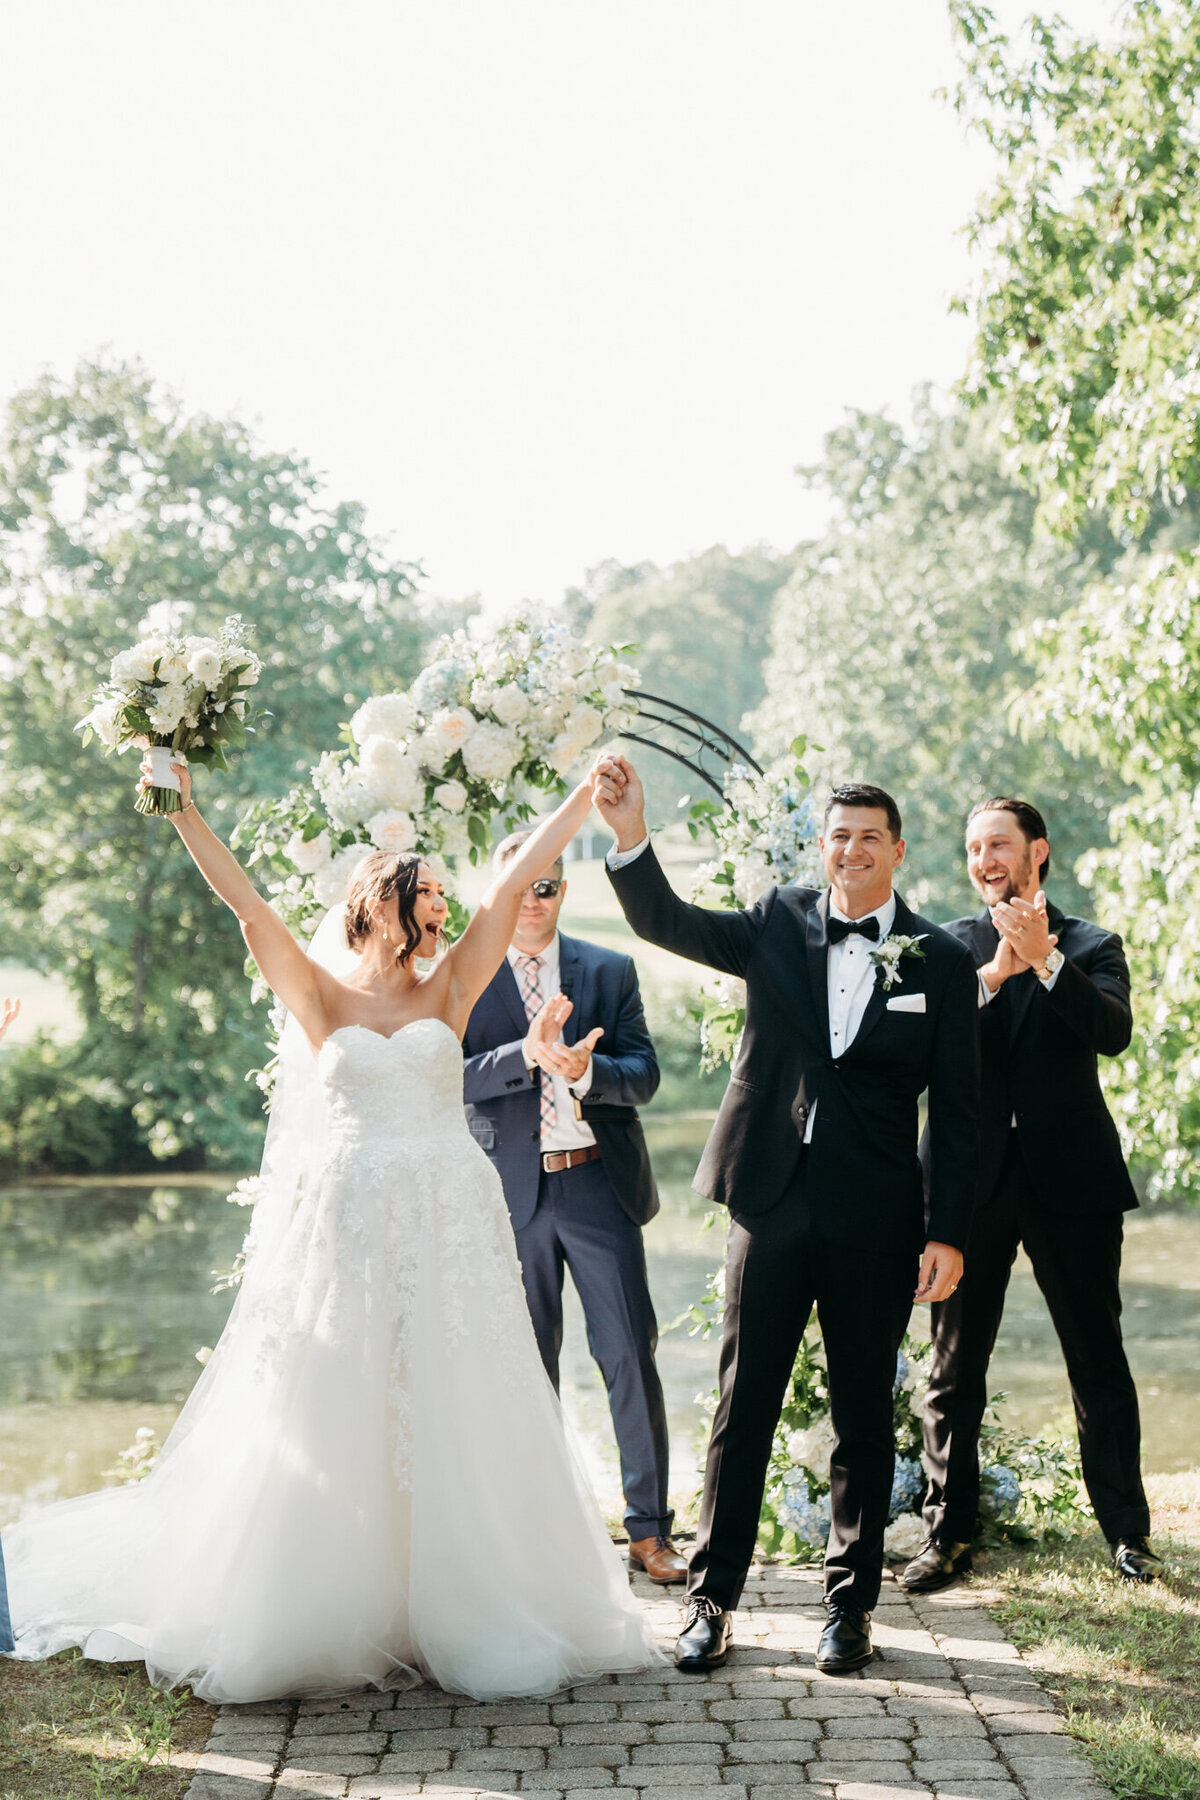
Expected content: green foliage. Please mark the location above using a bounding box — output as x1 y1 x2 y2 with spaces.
750 396 1123 918
0 357 430 1170
951 5 1200 1193
949 0 1200 539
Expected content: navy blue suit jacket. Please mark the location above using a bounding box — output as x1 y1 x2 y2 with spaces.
462 933 661 1231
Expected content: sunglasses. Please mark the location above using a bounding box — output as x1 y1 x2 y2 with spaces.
524 879 563 899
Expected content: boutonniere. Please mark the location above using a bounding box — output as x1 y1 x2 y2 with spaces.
869 933 928 992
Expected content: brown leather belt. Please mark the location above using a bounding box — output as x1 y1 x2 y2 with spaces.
541 1144 602 1174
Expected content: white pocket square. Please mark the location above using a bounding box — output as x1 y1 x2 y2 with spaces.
887 993 926 1013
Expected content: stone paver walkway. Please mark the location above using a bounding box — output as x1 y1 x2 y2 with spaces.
184 1560 1114 1800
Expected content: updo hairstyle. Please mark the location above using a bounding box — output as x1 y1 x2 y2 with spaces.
344 850 424 963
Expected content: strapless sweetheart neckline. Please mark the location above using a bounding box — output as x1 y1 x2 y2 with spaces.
323 1017 460 1050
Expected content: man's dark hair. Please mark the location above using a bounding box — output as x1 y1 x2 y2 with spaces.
966 796 1051 880
823 783 903 841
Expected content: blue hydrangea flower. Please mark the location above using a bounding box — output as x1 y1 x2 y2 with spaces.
777 1483 832 1547
893 1350 909 1397
888 1455 925 1522
980 1463 1023 1522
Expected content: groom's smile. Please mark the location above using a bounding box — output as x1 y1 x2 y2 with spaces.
820 802 906 917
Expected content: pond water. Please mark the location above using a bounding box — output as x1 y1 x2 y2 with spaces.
2 1117 1198 1527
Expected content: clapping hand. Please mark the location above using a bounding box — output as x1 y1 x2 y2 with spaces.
0 996 19 1042
524 993 603 1085
991 889 1057 972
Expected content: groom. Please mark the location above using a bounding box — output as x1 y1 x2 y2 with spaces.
595 758 980 1673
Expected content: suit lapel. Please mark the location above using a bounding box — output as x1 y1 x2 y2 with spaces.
495 956 532 1041
805 890 833 1051
557 933 582 1047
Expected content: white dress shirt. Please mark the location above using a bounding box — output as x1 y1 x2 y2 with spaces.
508 934 596 1153
803 892 897 1142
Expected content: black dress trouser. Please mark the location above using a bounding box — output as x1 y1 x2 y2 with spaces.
688 1156 916 1613
922 1132 1150 1545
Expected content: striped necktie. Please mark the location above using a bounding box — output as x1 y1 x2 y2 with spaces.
515 954 558 1138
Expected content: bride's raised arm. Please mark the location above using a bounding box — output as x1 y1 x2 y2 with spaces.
149 759 333 1047
442 768 599 1028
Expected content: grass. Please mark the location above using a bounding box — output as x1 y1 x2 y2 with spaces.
970 1470 1200 1800
0 1652 216 1800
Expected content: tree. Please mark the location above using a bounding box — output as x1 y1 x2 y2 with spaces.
563 545 795 821
749 395 1121 917
951 0 1200 1191
0 359 429 1169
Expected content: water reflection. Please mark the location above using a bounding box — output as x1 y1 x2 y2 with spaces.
1 1124 1197 1527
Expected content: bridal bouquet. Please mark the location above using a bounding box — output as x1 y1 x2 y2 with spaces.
78 615 264 815
235 612 639 938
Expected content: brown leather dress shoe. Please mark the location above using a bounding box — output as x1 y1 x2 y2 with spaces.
628 1534 688 1583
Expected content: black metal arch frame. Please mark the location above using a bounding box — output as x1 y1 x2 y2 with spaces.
616 688 762 797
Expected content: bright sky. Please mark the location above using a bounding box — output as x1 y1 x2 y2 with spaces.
0 2 1114 614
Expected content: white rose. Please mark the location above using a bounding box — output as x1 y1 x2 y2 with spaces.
594 659 620 686
351 693 415 745
147 683 189 732
359 736 424 811
285 829 331 874
461 719 522 784
429 706 478 756
366 809 417 853
434 779 468 814
470 679 498 711
490 683 530 725
311 845 366 908
435 812 472 857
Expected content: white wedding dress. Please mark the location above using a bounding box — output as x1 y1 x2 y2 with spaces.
5 1016 659 1702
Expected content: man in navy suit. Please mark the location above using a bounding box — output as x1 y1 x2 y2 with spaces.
462 830 687 1583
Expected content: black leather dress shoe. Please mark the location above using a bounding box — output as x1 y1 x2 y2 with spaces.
674 1594 732 1671
901 1537 973 1593
1111 1536 1163 1583
816 1600 873 1673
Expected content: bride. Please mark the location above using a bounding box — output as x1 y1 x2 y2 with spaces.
4 758 660 1702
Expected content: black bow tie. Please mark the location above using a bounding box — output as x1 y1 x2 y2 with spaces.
828 915 881 944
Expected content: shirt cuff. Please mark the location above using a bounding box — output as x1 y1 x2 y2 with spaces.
569 1057 594 1097
1038 961 1063 991
606 834 651 870
978 969 999 1006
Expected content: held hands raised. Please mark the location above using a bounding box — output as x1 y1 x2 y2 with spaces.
591 754 646 852
524 992 603 1085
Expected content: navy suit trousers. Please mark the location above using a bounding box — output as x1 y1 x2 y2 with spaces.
514 1156 671 1541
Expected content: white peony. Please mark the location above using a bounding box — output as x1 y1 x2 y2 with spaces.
358 736 425 811
112 639 164 685
366 809 417 854
883 1513 926 1560
429 706 478 757
285 828 331 874
311 845 367 908
461 719 522 784
433 778 468 814
563 704 603 749
490 683 530 726
351 693 415 745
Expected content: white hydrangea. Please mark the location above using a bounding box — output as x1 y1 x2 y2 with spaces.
312 844 367 908
366 809 417 853
461 719 522 784
434 811 472 857
285 828 331 874
147 683 190 732
785 1415 836 1476
490 683 530 726
358 736 425 811
883 1513 926 1560
433 779 468 814
429 706 478 757
351 693 415 745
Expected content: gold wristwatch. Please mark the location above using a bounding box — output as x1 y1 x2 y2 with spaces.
1035 946 1065 982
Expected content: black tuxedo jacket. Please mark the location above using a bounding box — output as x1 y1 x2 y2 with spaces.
608 846 981 1253
932 906 1138 1216
462 932 660 1231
